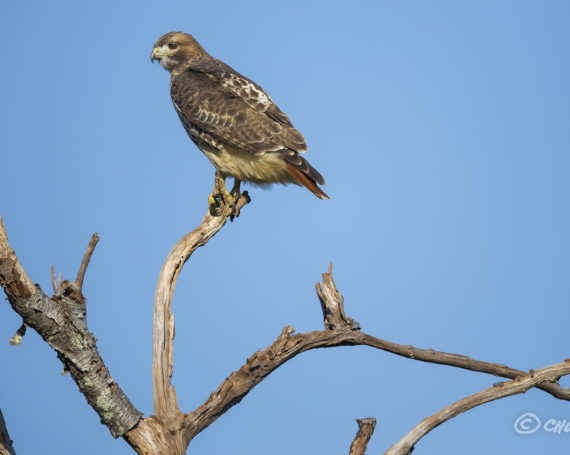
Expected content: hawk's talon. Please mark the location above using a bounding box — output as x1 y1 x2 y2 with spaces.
208 193 221 216
209 172 239 217
230 179 241 199
227 179 242 221
222 190 236 207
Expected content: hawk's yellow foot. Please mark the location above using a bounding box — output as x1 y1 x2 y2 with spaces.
207 193 219 215
209 171 237 216
229 179 243 220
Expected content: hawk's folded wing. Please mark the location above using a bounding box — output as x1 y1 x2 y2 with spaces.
170 61 307 156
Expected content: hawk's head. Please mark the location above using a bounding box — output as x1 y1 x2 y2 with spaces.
150 32 207 74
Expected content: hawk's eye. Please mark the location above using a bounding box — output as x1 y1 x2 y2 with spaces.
168 42 178 50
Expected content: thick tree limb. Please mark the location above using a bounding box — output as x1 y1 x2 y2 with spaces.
349 418 376 455
0 217 36 301
0 409 16 455
152 187 249 422
123 416 187 455
0 216 141 438
385 360 570 455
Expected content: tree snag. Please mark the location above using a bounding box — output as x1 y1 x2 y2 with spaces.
1 185 568 454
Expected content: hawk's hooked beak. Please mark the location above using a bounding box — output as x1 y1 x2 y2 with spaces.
150 47 161 63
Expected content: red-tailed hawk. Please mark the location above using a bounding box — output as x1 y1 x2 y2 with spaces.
150 31 328 208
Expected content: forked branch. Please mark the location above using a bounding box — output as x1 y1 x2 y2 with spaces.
2 205 568 455
178 265 569 446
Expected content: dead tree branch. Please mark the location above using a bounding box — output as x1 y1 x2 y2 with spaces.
349 418 376 455
385 360 570 455
0 217 36 301
178 266 568 444
357 333 570 401
0 185 251 455
152 187 250 427
0 216 141 439
316 263 360 330
0 409 16 455
55 233 100 304
179 323 569 444
2 203 567 455
75 233 100 294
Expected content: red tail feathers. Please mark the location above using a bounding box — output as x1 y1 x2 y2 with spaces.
285 162 329 200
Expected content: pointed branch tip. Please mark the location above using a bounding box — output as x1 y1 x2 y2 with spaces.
74 232 100 294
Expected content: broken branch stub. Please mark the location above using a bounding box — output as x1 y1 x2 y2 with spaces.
349 417 376 455
316 263 360 331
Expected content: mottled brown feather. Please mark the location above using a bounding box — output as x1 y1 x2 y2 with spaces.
171 62 306 155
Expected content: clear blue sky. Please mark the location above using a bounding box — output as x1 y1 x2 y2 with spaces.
1 1 569 453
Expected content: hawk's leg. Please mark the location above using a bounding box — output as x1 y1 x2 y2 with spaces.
229 178 243 219
230 178 241 198
208 171 236 216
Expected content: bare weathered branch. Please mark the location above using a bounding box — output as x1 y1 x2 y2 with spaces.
55 232 101 304
75 233 100 292
385 360 570 455
359 332 570 401
0 216 141 438
3 210 567 455
0 408 16 455
123 416 186 455
152 186 250 424
349 418 376 455
316 263 360 330
50 266 57 295
0 216 37 301
181 325 569 444
180 265 568 445
317 265 569 401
